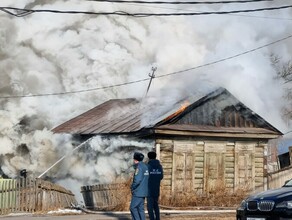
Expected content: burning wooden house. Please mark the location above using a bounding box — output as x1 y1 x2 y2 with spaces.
53 87 282 205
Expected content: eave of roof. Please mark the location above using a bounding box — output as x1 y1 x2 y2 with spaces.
154 124 281 139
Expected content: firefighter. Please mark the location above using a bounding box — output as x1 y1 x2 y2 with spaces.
130 152 149 220
147 151 163 220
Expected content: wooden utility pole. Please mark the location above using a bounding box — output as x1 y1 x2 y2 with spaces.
145 67 157 97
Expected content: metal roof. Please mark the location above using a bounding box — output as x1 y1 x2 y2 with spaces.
53 96 192 135
52 88 283 136
52 98 144 134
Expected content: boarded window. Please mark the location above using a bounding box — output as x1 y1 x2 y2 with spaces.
204 142 226 192
172 142 195 193
204 152 225 191
235 143 255 189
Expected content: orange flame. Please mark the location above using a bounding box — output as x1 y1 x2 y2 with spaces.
164 101 190 122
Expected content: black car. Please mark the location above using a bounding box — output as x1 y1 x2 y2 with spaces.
237 179 292 220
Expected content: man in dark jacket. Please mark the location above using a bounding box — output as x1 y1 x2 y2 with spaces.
147 151 163 220
130 152 149 220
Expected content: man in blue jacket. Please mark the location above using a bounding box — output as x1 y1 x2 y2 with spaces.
147 151 163 220
130 152 149 220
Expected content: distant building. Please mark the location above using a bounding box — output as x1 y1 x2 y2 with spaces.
267 138 292 171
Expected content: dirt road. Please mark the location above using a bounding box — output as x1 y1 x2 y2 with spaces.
0 210 236 220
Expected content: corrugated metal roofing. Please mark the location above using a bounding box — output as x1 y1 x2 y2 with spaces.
53 96 191 135
53 98 143 134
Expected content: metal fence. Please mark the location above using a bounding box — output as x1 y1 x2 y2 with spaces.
0 178 76 215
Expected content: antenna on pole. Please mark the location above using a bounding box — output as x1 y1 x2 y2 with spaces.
145 67 157 98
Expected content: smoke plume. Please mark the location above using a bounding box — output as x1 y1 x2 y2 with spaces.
0 0 292 201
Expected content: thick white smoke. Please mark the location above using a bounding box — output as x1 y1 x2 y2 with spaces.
0 0 292 201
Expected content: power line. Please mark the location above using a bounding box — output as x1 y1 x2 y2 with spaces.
0 78 149 99
88 0 274 5
122 2 292 21
1 4 292 17
1 33 291 99
155 34 292 79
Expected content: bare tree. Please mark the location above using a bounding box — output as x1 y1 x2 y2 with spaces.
271 54 292 120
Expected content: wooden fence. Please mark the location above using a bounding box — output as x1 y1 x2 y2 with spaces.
0 178 76 215
80 183 130 211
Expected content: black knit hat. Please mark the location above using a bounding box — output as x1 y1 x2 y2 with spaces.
133 152 144 161
148 151 157 159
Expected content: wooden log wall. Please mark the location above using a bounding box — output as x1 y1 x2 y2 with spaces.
194 141 204 192
156 139 265 199
255 144 265 189
157 140 173 198
0 178 76 215
225 142 235 190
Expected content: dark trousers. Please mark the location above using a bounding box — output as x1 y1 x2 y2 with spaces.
130 196 146 220
147 196 160 220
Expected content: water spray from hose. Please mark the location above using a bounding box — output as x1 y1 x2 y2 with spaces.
38 137 94 178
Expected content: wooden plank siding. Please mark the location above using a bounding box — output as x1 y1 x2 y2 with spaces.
157 139 266 197
174 93 259 129
204 141 226 192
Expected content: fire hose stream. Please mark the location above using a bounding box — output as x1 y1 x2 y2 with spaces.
38 137 94 178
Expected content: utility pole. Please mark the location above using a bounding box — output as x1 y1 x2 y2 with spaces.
145 67 157 97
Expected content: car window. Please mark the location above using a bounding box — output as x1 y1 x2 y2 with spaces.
284 179 292 187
